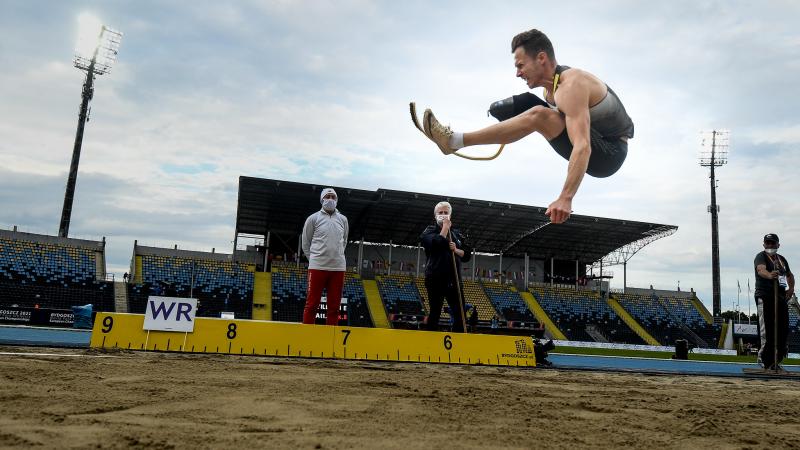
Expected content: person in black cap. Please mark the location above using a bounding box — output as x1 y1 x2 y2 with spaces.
753 233 795 370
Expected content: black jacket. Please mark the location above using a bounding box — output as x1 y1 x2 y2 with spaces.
420 224 472 281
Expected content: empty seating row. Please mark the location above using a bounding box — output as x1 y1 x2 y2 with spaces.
0 236 113 311
614 293 709 347
376 274 425 317
462 280 498 321
788 307 800 353
129 254 254 319
0 238 97 285
271 265 372 327
482 282 536 323
532 286 642 344
658 295 720 346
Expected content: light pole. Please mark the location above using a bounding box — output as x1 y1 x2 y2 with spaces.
58 14 122 237
699 130 729 319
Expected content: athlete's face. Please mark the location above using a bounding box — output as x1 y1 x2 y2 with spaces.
514 47 540 89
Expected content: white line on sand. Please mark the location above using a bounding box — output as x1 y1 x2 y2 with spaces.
0 351 116 358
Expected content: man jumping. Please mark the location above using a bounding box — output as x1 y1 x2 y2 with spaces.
412 29 634 224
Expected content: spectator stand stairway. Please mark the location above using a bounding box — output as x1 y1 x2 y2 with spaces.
520 290 567 340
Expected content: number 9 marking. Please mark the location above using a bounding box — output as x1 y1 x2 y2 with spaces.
101 316 114 333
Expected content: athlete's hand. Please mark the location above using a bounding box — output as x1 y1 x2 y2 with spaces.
546 197 572 224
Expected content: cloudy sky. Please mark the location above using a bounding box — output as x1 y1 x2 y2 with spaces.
1 1 799 314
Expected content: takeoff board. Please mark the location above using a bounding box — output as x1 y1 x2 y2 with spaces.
742 367 800 378
89 313 536 367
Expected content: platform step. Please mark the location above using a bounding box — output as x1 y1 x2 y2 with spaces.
113 281 128 313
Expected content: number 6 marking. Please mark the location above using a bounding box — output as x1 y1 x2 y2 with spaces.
443 334 452 350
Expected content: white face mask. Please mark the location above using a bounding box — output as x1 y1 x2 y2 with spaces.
322 199 337 212
765 248 777 255
436 213 449 225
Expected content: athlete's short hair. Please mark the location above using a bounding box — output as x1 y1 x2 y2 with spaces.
511 29 555 61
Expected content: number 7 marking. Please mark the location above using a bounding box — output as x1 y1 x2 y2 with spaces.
341 329 351 345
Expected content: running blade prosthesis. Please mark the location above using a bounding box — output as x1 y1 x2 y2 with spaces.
409 102 505 161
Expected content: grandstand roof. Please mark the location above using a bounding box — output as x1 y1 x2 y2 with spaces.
235 176 677 263
0 229 104 251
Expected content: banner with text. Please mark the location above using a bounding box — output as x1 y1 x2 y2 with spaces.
144 296 197 332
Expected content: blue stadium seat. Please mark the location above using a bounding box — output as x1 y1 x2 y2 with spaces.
0 236 114 311
614 293 720 348
128 254 254 319
482 282 536 323
532 285 642 344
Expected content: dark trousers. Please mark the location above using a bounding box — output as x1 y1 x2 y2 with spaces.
756 294 789 368
424 276 464 333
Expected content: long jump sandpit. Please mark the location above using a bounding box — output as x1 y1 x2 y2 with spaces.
2 346 799 449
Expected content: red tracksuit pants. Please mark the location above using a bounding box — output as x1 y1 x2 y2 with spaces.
303 269 345 325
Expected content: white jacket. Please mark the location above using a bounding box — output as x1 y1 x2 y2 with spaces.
301 209 349 271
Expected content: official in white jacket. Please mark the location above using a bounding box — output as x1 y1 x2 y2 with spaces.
301 188 349 325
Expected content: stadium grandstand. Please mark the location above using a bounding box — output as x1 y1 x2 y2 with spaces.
223 176 728 347
532 284 645 344
5 176 787 352
0 228 115 326
127 243 257 319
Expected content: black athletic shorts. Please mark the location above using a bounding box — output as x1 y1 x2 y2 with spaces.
548 128 628 178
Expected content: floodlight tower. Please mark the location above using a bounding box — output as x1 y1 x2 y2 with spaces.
58 14 122 238
699 130 730 319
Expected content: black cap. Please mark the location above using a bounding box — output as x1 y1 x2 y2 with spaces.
764 233 779 243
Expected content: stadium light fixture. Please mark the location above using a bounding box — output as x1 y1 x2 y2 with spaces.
698 130 730 320
73 13 122 75
58 14 122 238
75 13 103 60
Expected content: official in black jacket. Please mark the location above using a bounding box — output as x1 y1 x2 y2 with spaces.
754 233 795 370
420 201 472 332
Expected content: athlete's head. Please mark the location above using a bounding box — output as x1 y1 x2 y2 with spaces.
511 29 555 89
511 29 555 60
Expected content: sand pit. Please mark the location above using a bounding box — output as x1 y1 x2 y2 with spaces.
1 346 799 449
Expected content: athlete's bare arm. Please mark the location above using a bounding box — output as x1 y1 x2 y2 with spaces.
545 74 592 224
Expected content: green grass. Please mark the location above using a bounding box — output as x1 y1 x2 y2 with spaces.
553 345 799 365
